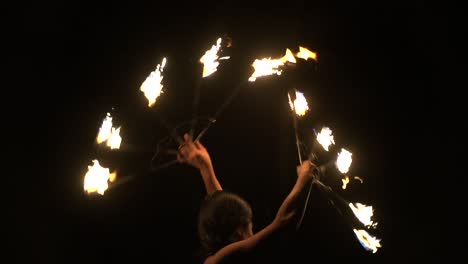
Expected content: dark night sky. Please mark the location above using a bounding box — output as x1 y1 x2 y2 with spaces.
10 1 447 263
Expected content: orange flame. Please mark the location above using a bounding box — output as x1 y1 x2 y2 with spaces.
343 176 363 189
248 48 296 82
342 176 350 189
83 160 117 195
108 171 117 182
96 113 122 149
316 127 335 151
200 38 230 77
140 57 167 107
353 229 382 253
296 46 317 61
349 203 377 228
336 148 352 174
288 90 309 116
106 127 122 149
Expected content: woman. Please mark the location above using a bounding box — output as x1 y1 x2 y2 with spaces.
178 134 317 264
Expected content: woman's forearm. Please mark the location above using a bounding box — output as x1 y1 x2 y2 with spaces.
200 165 222 194
274 175 313 226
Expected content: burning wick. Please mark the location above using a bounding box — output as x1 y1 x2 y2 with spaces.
349 203 378 228
336 148 352 174
316 127 335 151
83 159 117 195
248 48 296 82
140 57 167 107
288 90 309 116
353 229 382 253
191 37 230 134
96 113 122 149
200 37 230 78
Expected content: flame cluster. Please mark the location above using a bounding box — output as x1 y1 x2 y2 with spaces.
80 36 383 253
96 113 122 149
249 46 316 82
313 126 381 252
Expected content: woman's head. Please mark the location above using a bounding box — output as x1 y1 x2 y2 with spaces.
198 190 253 255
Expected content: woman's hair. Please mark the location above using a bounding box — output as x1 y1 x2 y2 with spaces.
198 190 253 256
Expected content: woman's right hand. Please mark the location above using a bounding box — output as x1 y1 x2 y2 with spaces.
296 160 317 180
177 133 213 172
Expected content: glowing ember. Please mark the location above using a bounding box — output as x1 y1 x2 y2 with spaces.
140 57 167 107
288 93 294 110
336 148 352 173
353 229 382 253
349 203 377 228
200 38 230 77
354 176 364 183
108 171 117 182
288 90 309 116
296 46 317 61
248 48 296 82
316 127 335 151
342 176 350 189
83 159 117 195
96 113 122 149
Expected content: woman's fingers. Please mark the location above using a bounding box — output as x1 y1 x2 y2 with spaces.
184 133 193 142
177 153 186 163
193 140 205 150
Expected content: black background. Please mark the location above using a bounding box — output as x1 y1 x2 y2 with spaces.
10 1 447 263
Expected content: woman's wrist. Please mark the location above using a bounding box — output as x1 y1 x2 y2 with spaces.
199 163 214 177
